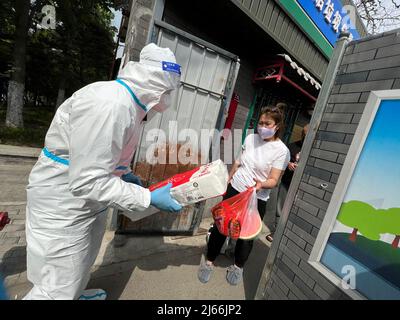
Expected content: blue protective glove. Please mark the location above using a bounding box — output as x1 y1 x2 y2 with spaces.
121 172 143 187
150 183 182 213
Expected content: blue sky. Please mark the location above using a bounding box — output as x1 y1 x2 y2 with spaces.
111 9 122 37
111 9 124 58
343 99 400 209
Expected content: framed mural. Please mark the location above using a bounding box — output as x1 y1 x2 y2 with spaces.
309 90 400 300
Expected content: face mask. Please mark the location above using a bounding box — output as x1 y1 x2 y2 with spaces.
258 125 277 140
152 90 172 113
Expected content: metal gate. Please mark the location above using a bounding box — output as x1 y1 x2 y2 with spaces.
118 20 240 235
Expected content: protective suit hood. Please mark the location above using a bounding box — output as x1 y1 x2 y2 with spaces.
117 43 181 113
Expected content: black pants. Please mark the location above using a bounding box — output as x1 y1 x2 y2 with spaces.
206 184 267 268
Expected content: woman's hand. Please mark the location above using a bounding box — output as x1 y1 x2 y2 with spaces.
288 162 298 171
253 178 263 191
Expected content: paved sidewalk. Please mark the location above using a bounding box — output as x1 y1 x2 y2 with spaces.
0 154 34 294
0 144 41 159
0 204 28 291
4 215 272 300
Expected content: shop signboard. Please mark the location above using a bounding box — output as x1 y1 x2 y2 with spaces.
297 0 360 45
278 0 361 58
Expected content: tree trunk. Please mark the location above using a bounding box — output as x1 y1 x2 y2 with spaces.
349 228 358 242
6 0 30 128
55 84 66 111
392 235 400 249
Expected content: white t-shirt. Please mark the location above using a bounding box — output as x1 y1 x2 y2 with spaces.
231 133 290 201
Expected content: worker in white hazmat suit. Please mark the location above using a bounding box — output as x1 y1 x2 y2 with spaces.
23 43 182 300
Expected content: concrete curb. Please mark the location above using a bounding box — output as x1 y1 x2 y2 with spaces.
0 144 41 159
0 202 27 206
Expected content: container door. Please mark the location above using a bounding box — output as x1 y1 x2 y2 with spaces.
118 21 240 235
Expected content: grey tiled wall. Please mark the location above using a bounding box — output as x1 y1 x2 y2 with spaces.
263 28 400 300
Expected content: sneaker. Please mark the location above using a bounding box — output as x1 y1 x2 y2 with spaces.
78 289 107 300
226 265 243 286
198 256 213 284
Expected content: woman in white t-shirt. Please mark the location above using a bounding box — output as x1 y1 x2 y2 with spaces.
198 106 290 286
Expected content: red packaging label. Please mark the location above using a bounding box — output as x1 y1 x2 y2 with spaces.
148 166 201 191
0 212 10 230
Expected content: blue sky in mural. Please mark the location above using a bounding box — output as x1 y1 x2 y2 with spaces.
343 100 400 209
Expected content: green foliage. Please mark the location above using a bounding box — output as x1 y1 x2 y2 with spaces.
337 201 379 238
0 0 15 98
2 0 118 133
379 208 400 236
25 0 117 100
26 29 60 102
338 201 380 240
338 201 400 241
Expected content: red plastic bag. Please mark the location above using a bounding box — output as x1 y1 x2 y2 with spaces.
0 212 10 231
211 188 262 240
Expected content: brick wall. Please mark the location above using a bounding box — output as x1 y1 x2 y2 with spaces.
263 28 400 300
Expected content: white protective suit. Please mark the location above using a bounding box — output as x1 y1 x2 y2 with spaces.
24 43 181 300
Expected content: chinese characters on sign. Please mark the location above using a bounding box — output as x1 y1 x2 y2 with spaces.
296 0 360 46
316 0 349 34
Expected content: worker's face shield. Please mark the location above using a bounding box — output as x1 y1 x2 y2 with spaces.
152 61 181 113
